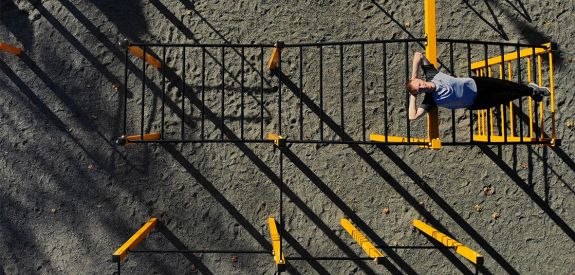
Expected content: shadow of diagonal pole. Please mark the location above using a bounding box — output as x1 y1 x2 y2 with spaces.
277 72 475 274
479 145 575 242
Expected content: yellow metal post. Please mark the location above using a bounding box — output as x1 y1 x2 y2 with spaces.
113 217 158 263
537 54 545 139
424 0 441 149
0 43 22 56
128 46 162 69
413 220 483 265
267 217 286 271
340 219 385 263
548 49 556 145
527 58 534 138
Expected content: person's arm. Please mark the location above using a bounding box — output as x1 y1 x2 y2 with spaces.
409 94 428 120
411 52 432 80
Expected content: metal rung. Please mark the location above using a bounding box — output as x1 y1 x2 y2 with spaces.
113 218 158 263
340 218 385 263
413 220 483 265
267 217 286 271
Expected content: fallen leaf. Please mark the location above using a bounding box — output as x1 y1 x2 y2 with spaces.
231 255 238 263
383 207 390 215
483 186 492 195
112 83 120 92
474 204 482 212
50 208 58 214
88 164 96 171
492 212 500 220
566 119 574 129
520 162 528 169
404 21 411 28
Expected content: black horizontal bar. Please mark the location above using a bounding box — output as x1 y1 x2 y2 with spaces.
286 256 373 261
127 139 429 146
128 249 270 254
129 38 546 49
375 245 450 249
437 39 548 48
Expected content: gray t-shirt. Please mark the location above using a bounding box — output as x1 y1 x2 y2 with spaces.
419 65 478 110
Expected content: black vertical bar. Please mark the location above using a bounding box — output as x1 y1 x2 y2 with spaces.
450 42 456 143
383 42 388 142
500 44 507 142
339 44 344 139
161 46 166 140
141 45 146 140
484 43 491 143
181 46 186 140
279 48 283 135
260 47 264 140
201 47 206 140
117 260 121 275
299 46 303 140
405 41 411 142
319 46 324 141
123 46 128 136
361 43 366 141
532 47 539 139
221 46 225 140
241 47 245 140
468 43 474 141
517 45 524 142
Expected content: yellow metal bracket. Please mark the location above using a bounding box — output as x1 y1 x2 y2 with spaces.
113 217 158 263
340 218 385 263
267 41 285 71
116 133 161 146
266 133 286 148
267 217 286 271
413 220 483 265
0 43 23 56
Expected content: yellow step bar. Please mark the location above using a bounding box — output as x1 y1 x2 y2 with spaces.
413 220 483 265
0 43 22 56
113 217 158 263
340 218 385 263
267 217 286 271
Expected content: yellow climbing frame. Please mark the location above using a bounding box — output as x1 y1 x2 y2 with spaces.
470 43 557 146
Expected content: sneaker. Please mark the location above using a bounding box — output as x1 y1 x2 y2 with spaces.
528 83 551 96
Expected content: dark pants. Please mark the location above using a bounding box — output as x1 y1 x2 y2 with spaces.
467 77 533 110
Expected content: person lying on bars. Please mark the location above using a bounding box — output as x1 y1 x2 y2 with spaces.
406 51 550 121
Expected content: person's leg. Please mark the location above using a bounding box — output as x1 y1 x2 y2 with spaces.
468 77 534 110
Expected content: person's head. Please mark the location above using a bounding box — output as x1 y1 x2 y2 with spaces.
406 78 434 95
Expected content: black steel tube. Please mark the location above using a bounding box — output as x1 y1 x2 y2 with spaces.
181 46 186 140
279 151 284 264
129 249 270 254
260 47 264 140
437 39 548 48
299 46 303 140
319 46 324 141
279 48 283 135
532 47 539 139
467 43 474 141
241 47 245 140
361 44 366 141
161 46 166 140
500 44 507 142
405 42 411 142
123 46 128 136
517 45 524 142
339 44 345 139
141 45 146 140
484 43 491 143
286 256 373 261
450 42 456 143
383 42 388 142
201 47 206 140
221 46 225 140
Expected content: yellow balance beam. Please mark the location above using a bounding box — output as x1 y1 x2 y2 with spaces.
128 46 162 69
340 218 384 263
0 43 23 56
113 217 158 263
413 220 483 265
470 43 551 70
126 133 161 143
266 133 286 148
370 133 429 144
267 217 286 270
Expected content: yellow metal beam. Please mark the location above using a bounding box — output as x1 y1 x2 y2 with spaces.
267 217 286 271
472 135 538 143
0 43 22 56
548 50 557 145
370 133 428 144
340 218 384 263
413 220 482 265
424 0 441 149
113 217 158 263
470 43 551 70
265 133 286 148
117 133 161 146
128 46 162 69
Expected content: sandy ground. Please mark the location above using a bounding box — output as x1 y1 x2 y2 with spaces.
0 0 574 274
